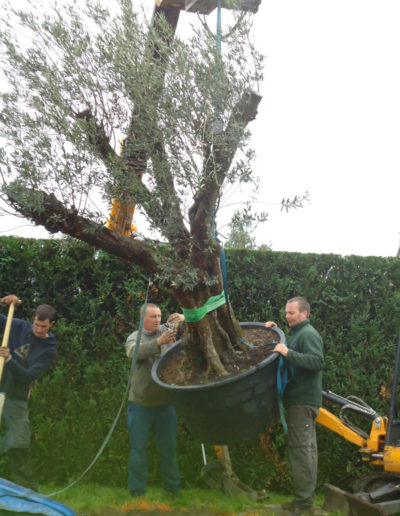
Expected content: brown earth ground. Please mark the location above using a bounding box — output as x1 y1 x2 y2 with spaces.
88 502 329 515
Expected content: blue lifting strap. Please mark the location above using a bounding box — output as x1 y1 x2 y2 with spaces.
220 247 262 349
128 281 150 384
220 247 230 311
276 356 293 433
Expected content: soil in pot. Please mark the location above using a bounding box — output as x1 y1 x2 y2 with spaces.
160 326 280 386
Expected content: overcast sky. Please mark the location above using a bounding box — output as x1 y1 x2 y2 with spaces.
248 0 400 258
1 0 400 258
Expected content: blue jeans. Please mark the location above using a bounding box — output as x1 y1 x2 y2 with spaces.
127 402 180 494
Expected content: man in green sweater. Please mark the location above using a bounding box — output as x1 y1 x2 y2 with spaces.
266 296 324 515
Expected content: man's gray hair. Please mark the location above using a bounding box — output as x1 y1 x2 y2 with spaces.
139 303 160 317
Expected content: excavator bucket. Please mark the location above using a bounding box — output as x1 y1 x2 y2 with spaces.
324 484 383 515
323 483 400 516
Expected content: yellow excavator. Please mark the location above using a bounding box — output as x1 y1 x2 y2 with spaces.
317 332 400 515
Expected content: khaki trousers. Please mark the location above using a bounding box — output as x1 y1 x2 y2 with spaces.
286 404 319 510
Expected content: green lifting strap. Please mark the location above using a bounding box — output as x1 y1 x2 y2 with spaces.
182 292 226 322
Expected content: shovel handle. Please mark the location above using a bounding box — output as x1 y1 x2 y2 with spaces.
0 303 15 382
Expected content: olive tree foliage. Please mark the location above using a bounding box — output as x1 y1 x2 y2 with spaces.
225 208 260 249
224 191 309 249
0 0 265 378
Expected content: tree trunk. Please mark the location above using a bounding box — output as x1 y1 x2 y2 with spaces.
172 270 245 382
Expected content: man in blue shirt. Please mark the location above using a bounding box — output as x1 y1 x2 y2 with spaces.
0 295 58 490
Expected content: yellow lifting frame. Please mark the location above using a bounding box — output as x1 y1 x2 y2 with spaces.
108 0 258 234
106 138 141 236
156 1 259 15
156 0 185 8
106 200 137 236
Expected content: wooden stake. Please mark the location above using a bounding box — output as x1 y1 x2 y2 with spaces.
0 303 14 382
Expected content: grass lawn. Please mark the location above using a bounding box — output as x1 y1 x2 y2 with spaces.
40 484 343 515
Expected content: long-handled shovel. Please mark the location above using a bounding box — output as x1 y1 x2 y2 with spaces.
0 302 14 382
0 302 15 417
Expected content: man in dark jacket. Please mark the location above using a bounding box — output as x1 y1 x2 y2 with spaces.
266 296 324 516
0 295 58 490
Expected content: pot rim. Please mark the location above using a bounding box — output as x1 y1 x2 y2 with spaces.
152 322 285 391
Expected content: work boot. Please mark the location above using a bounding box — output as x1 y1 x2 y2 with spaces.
8 447 38 491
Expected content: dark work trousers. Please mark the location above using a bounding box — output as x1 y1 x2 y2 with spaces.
0 396 31 453
286 405 319 510
127 401 180 495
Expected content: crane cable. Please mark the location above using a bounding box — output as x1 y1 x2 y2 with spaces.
35 279 153 500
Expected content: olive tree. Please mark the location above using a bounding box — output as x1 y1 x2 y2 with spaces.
0 0 268 380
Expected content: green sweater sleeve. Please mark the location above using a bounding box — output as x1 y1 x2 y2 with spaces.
286 328 324 371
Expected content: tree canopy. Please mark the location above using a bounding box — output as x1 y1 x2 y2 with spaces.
0 0 263 292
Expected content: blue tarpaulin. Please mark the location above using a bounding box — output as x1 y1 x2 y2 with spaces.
0 478 76 515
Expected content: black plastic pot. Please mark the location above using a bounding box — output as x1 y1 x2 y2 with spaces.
151 322 285 445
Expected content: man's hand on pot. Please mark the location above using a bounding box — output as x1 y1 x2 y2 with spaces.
273 343 289 357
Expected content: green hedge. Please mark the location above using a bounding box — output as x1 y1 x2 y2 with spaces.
1 236 400 493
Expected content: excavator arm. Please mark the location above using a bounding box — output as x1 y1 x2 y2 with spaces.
316 390 387 465
318 390 400 515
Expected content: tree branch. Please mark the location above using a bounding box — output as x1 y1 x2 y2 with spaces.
150 139 191 250
216 89 262 175
6 187 159 274
189 90 262 248
75 109 118 162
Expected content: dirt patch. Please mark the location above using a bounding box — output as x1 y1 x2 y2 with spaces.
88 504 227 515
159 327 280 386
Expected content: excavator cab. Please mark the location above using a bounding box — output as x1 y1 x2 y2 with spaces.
384 335 400 455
